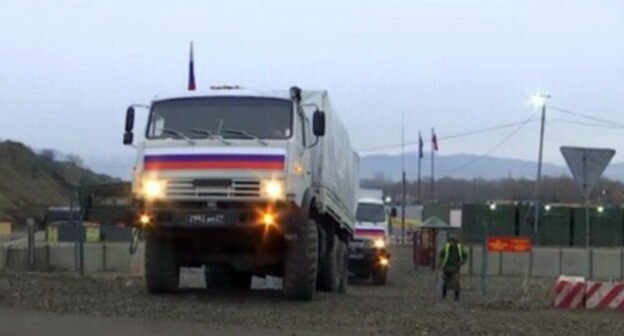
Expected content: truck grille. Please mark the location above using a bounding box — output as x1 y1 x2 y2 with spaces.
166 179 261 199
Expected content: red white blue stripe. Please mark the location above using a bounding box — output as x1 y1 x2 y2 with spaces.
143 147 285 171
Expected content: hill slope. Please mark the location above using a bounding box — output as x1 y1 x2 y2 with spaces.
361 151 624 181
0 141 118 218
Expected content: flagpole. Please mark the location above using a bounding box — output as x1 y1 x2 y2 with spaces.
401 114 406 246
430 128 435 204
417 131 422 204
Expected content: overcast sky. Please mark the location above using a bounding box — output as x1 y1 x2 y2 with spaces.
1 0 623 175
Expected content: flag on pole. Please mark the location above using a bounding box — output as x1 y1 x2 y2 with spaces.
188 42 196 91
431 128 439 151
418 131 424 158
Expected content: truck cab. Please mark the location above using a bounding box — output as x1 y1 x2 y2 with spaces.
348 197 391 285
123 87 358 300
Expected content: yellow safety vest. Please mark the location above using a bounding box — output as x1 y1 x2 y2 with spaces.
441 243 464 267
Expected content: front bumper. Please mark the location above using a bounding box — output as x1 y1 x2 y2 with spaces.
348 247 390 275
135 200 292 230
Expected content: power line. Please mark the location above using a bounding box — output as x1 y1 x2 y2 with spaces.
358 118 539 153
439 116 535 176
548 105 624 129
549 118 624 130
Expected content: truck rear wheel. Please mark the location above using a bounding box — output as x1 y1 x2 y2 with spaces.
283 219 318 300
318 232 340 292
145 231 180 294
372 266 387 286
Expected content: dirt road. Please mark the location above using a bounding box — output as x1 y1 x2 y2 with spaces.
0 246 622 335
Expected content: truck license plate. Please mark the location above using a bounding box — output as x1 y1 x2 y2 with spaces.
349 253 364 260
187 213 226 225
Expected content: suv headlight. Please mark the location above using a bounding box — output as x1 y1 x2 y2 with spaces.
141 178 167 200
261 180 284 200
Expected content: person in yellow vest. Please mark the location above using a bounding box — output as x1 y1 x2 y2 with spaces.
438 235 468 301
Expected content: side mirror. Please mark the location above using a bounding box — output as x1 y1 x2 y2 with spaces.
313 110 326 137
125 107 135 132
123 132 134 145
390 207 398 218
123 106 135 146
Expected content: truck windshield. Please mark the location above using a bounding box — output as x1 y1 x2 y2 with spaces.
356 203 386 223
146 97 293 140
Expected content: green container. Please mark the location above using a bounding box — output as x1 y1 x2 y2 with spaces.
572 208 623 247
461 204 516 243
518 205 573 246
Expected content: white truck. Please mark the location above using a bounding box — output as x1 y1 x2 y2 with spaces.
348 189 393 285
122 87 359 300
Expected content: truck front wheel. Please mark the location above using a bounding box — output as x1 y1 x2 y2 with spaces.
145 231 180 294
283 219 318 300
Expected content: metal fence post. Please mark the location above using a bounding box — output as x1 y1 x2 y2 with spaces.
26 218 35 271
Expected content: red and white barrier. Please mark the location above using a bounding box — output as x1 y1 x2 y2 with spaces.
554 276 586 309
586 281 624 310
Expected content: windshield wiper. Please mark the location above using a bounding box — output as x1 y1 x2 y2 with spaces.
162 129 195 145
186 129 231 146
221 129 268 146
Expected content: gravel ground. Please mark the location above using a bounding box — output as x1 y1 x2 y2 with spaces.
0 246 622 335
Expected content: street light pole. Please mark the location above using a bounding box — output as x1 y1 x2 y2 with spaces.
531 93 550 245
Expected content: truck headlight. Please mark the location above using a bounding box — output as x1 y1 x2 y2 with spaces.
374 238 386 249
142 178 167 200
261 180 284 200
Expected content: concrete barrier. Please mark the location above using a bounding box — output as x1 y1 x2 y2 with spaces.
532 248 561 278
103 243 131 273
84 244 104 272
592 249 623 280
48 243 77 271
561 248 588 277
6 247 28 270
470 246 501 276
501 252 531 276
34 246 49 271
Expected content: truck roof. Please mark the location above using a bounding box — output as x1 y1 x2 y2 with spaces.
152 88 327 103
358 198 384 205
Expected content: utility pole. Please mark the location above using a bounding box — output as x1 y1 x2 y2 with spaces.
401 114 406 246
531 94 550 245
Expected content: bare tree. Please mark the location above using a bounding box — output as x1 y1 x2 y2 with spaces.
40 149 55 161
67 154 85 168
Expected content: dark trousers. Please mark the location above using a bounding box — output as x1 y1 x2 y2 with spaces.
442 267 460 301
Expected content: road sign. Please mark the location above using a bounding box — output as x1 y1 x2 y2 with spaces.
560 146 616 198
487 236 532 252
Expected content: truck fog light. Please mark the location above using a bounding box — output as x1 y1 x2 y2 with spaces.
262 213 275 226
139 214 151 226
379 257 389 267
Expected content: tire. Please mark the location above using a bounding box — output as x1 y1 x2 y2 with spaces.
145 231 180 294
337 240 348 293
372 266 388 286
318 232 340 292
283 219 319 301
